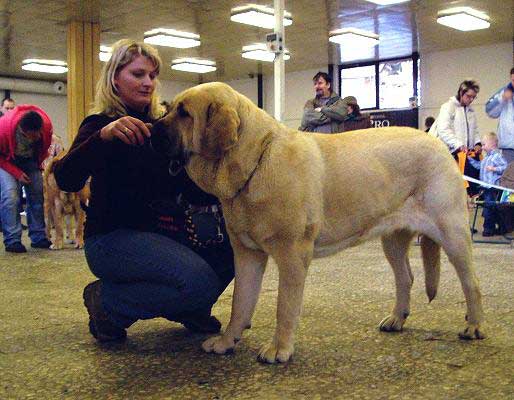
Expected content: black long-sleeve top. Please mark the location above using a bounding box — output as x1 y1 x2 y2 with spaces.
54 109 218 239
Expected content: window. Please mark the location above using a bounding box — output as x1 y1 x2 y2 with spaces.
340 65 376 109
379 59 413 109
339 53 419 110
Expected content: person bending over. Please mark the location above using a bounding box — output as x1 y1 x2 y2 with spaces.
0 106 53 252
54 39 234 343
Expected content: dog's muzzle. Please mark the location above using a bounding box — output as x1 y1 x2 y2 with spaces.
150 119 190 176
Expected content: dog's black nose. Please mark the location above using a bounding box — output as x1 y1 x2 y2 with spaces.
149 119 172 156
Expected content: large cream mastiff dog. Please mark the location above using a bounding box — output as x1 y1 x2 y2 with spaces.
151 82 484 364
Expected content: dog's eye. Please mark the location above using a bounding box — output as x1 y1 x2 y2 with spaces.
177 102 189 118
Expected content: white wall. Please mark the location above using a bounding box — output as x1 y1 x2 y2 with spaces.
419 42 513 134
159 80 193 103
225 77 258 105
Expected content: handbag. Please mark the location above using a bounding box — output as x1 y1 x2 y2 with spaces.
184 203 226 248
150 195 227 249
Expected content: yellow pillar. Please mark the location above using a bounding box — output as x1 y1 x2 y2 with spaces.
66 20 100 143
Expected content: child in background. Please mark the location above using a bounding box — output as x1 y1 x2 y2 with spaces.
467 132 508 236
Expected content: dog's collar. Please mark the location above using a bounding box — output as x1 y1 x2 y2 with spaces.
232 141 270 199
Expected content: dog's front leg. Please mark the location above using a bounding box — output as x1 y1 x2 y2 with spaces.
202 244 268 355
258 242 311 364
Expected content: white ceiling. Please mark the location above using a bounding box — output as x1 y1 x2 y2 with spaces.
0 0 512 83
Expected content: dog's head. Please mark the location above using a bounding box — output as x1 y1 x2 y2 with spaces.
151 82 240 174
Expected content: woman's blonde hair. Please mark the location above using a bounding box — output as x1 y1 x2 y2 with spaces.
91 39 164 119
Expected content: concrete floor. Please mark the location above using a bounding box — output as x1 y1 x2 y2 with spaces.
1 234 513 400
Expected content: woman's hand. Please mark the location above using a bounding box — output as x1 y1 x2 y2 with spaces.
100 116 152 145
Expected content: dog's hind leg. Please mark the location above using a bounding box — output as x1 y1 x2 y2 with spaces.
379 229 415 332
51 199 64 250
439 226 485 340
44 194 53 241
202 241 268 355
65 215 74 244
74 207 86 249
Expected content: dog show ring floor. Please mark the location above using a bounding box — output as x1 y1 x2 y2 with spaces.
0 234 513 399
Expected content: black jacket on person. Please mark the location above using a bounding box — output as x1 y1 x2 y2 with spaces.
53 109 218 239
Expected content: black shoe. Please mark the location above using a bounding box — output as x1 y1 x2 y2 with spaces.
482 230 495 237
21 224 28 230
83 280 127 343
5 242 27 253
174 312 222 333
31 239 52 249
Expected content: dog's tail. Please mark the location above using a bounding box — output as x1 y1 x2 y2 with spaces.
420 235 440 302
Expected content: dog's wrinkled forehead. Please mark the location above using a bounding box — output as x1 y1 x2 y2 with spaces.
173 82 238 114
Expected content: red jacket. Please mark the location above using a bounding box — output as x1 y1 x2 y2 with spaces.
0 105 53 179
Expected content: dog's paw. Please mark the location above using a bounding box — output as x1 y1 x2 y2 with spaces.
379 314 406 332
202 335 237 354
257 342 294 364
458 323 485 340
74 241 84 249
50 243 63 250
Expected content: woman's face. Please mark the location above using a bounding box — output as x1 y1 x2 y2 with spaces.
459 89 477 107
114 54 158 112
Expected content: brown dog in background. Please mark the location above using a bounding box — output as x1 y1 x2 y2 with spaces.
43 151 89 250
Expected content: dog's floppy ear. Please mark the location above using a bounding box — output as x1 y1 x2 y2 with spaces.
193 101 239 159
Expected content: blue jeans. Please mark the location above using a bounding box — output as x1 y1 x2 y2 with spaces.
0 159 46 246
482 189 504 232
84 229 233 329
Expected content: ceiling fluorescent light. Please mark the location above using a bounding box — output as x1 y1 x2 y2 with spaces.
437 7 490 31
231 4 292 29
171 58 216 74
241 43 290 62
144 28 200 48
21 59 68 74
329 28 379 47
99 45 112 62
365 0 410 5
